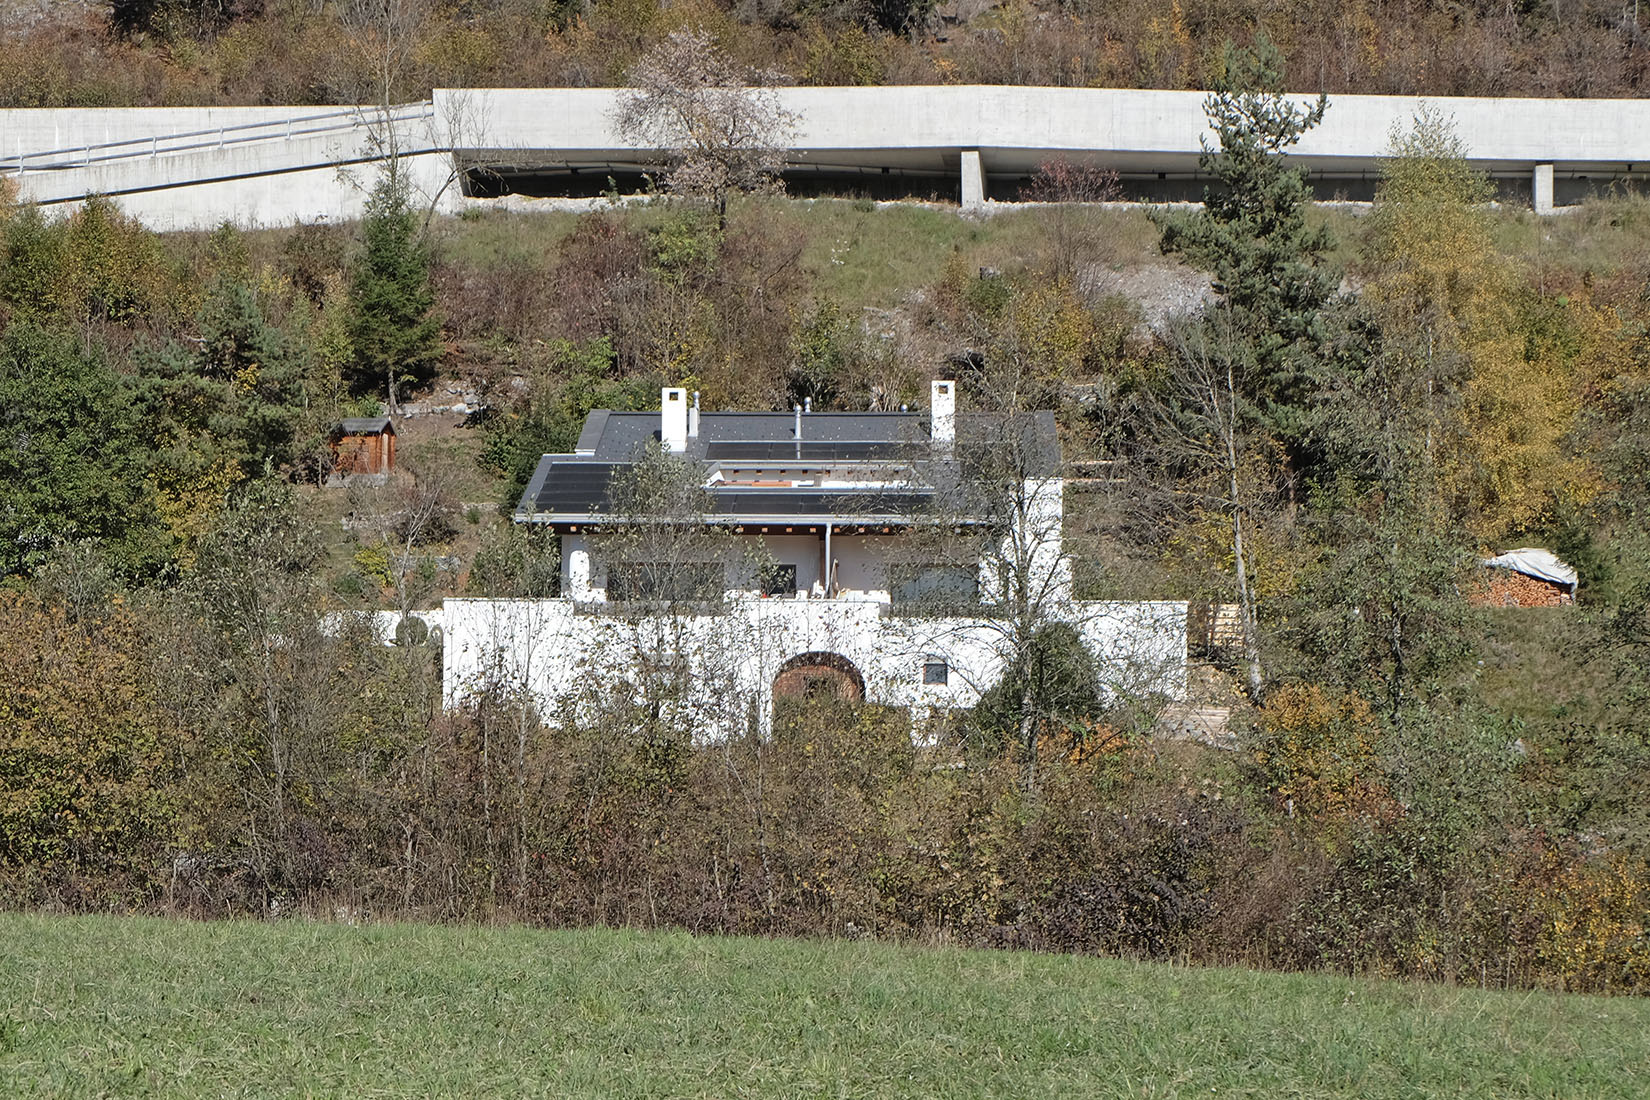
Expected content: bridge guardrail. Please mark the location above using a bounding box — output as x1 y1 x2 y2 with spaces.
1 102 435 175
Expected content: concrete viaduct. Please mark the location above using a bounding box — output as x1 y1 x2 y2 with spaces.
3 86 1648 230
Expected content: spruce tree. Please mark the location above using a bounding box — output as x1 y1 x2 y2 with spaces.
1153 35 1337 448
348 175 441 410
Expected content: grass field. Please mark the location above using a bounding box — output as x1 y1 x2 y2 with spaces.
1 915 1645 1098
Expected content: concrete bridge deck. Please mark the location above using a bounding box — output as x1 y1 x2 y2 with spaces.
3 86 1647 229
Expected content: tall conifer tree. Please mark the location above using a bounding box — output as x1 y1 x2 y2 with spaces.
1153 35 1337 449
348 174 441 410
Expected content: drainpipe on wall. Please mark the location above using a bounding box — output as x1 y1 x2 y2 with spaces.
823 522 833 598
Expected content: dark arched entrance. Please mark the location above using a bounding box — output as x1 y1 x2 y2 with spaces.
772 651 865 703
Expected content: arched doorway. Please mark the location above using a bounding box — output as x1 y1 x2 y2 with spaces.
772 651 865 703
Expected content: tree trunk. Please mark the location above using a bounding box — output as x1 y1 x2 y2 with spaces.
1224 358 1264 702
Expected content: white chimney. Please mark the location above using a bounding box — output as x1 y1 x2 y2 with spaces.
689 391 701 439
661 387 688 453
931 379 956 452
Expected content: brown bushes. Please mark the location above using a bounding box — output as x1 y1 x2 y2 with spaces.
4 612 1647 996
9 2 1650 110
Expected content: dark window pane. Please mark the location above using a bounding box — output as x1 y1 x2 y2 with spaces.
609 562 722 602
893 565 979 608
764 564 798 597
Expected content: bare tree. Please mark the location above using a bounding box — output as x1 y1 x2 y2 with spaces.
340 0 429 120
876 373 1109 785
1141 315 1270 703
587 444 773 727
614 29 797 229
339 0 498 231
1020 159 1123 284
348 447 460 617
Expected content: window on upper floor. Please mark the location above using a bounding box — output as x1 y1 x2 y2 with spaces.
762 563 798 597
922 659 950 686
606 561 723 603
891 565 979 610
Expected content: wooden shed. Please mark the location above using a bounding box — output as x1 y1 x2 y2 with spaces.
331 417 397 477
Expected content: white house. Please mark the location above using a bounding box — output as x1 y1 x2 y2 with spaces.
441 381 1187 734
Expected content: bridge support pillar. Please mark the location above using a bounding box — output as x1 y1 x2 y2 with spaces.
1533 163 1555 214
960 149 987 212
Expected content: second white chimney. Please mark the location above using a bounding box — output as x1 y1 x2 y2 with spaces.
931 379 956 451
661 387 688 453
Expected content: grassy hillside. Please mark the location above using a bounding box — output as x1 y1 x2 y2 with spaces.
0 914 1644 1099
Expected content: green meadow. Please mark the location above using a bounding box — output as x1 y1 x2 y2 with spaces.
0 914 1643 1098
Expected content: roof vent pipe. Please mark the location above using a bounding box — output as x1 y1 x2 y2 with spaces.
803 396 812 414
931 379 956 453
689 391 700 439
794 403 803 458
661 387 688 453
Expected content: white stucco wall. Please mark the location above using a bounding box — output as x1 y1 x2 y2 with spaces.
440 596 1187 738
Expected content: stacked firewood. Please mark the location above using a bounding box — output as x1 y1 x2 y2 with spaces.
1470 568 1574 608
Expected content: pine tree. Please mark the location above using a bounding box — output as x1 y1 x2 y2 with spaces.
348 174 441 410
1153 35 1337 448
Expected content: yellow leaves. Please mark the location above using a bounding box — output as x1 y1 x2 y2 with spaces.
1006 279 1095 383
0 592 188 873
412 23 500 85
1445 333 1595 538
1141 0 1193 88
149 455 243 570
1536 854 1650 993
1162 488 1307 603
1367 111 1604 539
1344 0 1383 75
1252 684 1396 824
801 23 885 88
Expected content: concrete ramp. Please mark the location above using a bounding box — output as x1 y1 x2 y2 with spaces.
2 103 460 230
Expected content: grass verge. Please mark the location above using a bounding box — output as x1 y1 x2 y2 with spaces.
1 913 1645 1098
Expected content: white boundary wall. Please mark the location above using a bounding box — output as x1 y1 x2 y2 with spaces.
441 596 1187 736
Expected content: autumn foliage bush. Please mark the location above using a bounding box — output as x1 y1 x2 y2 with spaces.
0 593 191 905
0 564 1645 998
9 0 1650 108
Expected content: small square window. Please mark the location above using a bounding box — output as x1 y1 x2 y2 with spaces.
764 564 798 597
923 660 949 686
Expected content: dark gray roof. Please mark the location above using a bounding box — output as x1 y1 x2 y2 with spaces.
570 411 932 461
517 407 1059 526
340 417 393 434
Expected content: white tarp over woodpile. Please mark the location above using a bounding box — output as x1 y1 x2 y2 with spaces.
1481 548 1578 590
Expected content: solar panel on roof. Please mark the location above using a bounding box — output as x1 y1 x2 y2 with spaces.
521 458 982 522
704 441 927 462
709 488 936 517
529 462 629 514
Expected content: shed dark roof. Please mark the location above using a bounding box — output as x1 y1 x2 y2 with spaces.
340 417 394 434
517 406 1059 526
